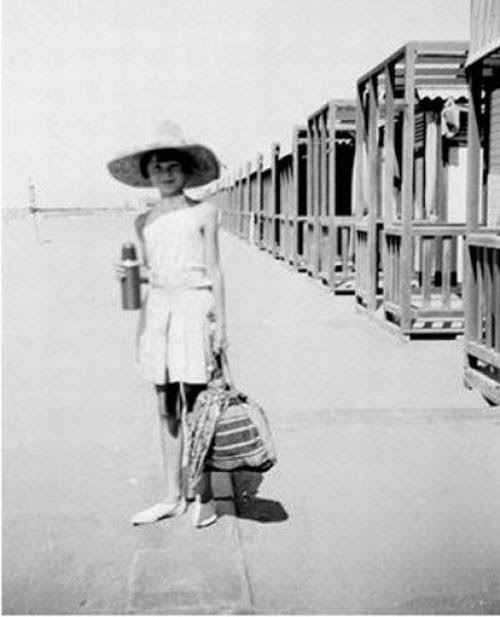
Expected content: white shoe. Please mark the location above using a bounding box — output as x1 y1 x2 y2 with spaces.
131 498 186 525
192 496 217 528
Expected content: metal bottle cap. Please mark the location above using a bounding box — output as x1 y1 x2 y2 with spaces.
121 243 137 261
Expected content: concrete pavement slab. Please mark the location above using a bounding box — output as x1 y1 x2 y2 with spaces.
231 409 500 614
127 516 251 615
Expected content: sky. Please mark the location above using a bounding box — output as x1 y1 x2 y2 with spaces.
2 0 470 209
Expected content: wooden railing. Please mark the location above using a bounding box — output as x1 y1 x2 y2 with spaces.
464 232 500 404
355 224 370 306
260 169 272 250
355 219 383 309
278 154 294 261
333 218 356 292
383 223 466 335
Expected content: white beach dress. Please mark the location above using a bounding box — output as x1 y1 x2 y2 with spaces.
136 200 217 385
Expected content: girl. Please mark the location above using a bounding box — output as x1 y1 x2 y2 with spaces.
108 124 226 528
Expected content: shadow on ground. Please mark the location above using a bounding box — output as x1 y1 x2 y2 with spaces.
231 470 289 523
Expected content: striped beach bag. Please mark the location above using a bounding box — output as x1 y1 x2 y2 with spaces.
206 387 277 472
204 351 277 473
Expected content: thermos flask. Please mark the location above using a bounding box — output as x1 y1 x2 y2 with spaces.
120 243 141 310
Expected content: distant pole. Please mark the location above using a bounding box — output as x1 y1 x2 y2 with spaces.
28 177 41 244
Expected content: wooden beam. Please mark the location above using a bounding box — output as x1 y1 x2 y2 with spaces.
328 102 337 289
400 43 416 331
464 66 483 347
383 64 396 305
291 129 300 267
357 43 407 86
271 142 280 254
354 83 368 296
256 152 263 247
246 160 252 243
367 76 379 311
312 119 321 277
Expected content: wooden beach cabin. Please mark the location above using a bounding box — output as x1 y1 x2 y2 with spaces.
275 128 309 266
304 100 356 292
354 41 470 337
218 173 235 235
464 0 500 404
220 128 309 268
258 135 307 262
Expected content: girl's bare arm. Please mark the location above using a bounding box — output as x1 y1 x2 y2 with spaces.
204 204 227 347
134 213 150 282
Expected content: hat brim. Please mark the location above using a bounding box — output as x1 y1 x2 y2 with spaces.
107 142 220 189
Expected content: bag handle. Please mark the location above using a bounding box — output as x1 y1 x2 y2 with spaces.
214 348 234 388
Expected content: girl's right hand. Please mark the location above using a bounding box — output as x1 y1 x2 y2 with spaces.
114 264 126 281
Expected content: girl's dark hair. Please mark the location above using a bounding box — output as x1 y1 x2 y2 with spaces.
139 149 195 179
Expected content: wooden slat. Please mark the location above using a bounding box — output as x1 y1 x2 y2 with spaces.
478 245 485 342
422 237 432 307
414 40 468 52
357 45 406 86
466 340 500 371
442 237 452 308
414 55 467 65
464 368 500 404
468 244 479 341
414 77 467 86
485 247 494 349
468 233 500 249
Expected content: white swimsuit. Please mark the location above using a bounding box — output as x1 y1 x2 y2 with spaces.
136 198 217 385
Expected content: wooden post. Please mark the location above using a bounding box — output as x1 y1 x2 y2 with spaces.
231 173 236 234
312 120 321 277
256 152 263 247
229 175 234 233
328 102 337 289
306 120 313 272
231 175 237 234
241 167 246 238
235 170 240 237
319 111 328 281
271 142 280 255
355 83 368 297
245 161 252 242
400 44 416 331
465 65 483 343
367 76 379 311
383 64 395 304
292 127 300 268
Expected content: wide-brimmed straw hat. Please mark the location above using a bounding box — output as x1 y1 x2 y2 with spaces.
107 122 220 189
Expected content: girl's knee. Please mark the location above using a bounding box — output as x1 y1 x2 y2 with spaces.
155 383 180 418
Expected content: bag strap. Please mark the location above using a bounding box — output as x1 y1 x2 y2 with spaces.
216 348 234 388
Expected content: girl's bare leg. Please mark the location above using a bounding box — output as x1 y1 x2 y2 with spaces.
156 384 183 503
195 472 213 502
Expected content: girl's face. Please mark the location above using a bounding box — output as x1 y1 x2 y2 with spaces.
147 155 190 197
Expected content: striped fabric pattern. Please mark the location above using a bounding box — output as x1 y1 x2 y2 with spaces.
207 392 277 472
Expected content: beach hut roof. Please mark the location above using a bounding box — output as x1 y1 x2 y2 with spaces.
466 0 500 68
